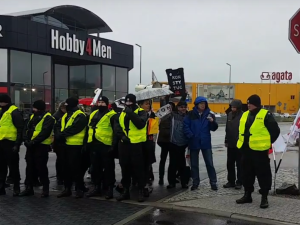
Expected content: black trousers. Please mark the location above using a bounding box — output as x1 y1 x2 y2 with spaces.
242 148 272 195
227 147 242 184
168 143 187 185
119 142 145 189
62 145 84 190
89 142 115 188
81 147 91 183
0 140 20 187
159 143 170 179
54 145 64 181
25 144 49 189
143 141 156 184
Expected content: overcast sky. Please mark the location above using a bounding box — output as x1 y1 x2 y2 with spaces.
1 0 300 91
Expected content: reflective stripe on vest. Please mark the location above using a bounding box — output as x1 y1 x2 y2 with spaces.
87 110 117 145
119 108 147 144
237 109 271 151
30 112 54 145
0 105 18 141
61 110 86 145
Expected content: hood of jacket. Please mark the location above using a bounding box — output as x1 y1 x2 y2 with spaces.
193 96 210 113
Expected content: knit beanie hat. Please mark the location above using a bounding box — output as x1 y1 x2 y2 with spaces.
65 97 79 108
177 101 187 107
0 94 11 104
125 94 136 105
247 94 261 107
33 100 46 111
98 96 109 106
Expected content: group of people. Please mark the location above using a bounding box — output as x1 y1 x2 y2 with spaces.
0 91 281 208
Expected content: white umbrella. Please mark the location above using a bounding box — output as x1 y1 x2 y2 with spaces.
135 88 173 101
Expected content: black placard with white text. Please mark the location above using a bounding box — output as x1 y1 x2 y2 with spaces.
166 68 186 96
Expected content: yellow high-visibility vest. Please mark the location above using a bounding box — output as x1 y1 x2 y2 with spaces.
119 108 147 144
0 105 18 141
237 109 271 150
29 112 54 145
61 110 86 145
87 110 117 145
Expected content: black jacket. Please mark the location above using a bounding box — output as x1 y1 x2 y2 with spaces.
242 108 280 150
115 105 148 140
56 107 87 141
24 112 55 144
0 104 24 146
225 110 243 148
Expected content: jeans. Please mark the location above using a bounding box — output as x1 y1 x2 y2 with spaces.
190 148 217 186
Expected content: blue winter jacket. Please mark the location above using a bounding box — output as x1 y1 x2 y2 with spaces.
183 96 218 150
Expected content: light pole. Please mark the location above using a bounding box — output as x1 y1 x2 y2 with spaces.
135 44 142 84
226 63 231 103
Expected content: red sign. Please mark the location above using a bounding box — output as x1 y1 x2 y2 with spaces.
260 71 293 83
289 8 300 53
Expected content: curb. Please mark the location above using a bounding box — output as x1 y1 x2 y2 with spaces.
130 202 299 225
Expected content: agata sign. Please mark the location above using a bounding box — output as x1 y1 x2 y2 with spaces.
260 71 293 83
50 29 112 59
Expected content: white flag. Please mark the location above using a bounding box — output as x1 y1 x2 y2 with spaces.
272 135 286 152
287 108 300 143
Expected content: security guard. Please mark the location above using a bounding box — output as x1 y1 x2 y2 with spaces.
86 96 117 199
115 94 148 202
236 95 280 208
0 94 24 196
20 100 55 197
56 97 87 199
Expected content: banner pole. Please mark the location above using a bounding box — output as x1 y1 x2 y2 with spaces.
298 133 300 190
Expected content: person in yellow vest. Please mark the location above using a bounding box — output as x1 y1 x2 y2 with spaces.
85 96 117 199
236 95 280 209
138 99 158 198
115 94 148 202
56 97 87 199
0 94 24 196
19 100 55 198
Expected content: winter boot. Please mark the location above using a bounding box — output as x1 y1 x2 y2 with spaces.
223 182 235 188
143 187 150 197
116 188 130 201
75 189 84 199
105 186 114 200
86 185 102 198
13 184 20 197
57 187 72 198
19 186 34 197
260 195 269 208
41 186 49 198
158 178 164 185
236 191 253 204
138 189 145 202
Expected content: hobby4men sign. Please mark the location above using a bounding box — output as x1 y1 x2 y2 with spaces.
50 29 112 59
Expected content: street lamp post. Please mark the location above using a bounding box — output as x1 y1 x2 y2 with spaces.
226 63 231 103
135 44 142 84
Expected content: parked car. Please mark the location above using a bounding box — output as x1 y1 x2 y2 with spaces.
283 113 290 118
291 113 297 118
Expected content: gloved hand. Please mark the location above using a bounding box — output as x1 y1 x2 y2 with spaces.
121 136 130 143
12 145 20 153
124 106 132 114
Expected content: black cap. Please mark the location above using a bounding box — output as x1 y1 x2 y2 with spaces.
98 96 109 106
65 97 79 108
125 94 136 105
177 101 187 107
0 94 11 104
247 94 261 107
33 100 46 111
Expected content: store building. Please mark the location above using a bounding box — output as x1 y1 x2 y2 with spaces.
0 5 133 112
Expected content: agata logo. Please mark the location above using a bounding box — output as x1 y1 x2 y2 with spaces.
50 29 112 59
260 71 293 83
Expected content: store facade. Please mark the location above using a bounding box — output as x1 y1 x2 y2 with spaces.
0 5 133 113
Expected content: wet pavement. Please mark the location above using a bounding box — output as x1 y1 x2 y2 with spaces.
127 208 264 225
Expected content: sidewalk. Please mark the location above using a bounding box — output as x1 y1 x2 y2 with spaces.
158 151 300 225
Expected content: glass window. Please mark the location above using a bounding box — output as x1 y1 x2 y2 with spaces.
31 85 52 111
55 64 68 89
102 65 115 91
32 54 51 85
86 89 96 98
55 89 68 110
116 91 127 100
102 91 115 103
69 89 86 99
0 49 7 82
116 67 128 93
10 50 31 84
86 65 101 89
70 66 85 89
10 84 32 110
